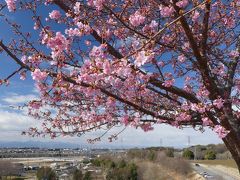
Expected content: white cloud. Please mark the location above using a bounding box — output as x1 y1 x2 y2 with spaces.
0 110 38 131
0 107 222 147
67 124 222 148
0 91 223 148
2 93 37 105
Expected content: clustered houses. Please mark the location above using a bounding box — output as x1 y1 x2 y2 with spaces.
0 148 83 158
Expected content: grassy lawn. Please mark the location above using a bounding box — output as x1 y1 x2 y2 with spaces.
192 159 238 169
1 173 36 180
1 176 27 180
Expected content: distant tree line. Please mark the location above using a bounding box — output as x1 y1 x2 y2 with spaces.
127 147 175 161
184 143 230 160
91 158 137 180
126 144 230 161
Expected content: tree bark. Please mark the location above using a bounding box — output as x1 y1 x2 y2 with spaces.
222 131 240 173
220 104 240 173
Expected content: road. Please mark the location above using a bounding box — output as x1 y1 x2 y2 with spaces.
192 163 240 180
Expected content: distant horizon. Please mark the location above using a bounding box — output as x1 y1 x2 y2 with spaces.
0 139 224 149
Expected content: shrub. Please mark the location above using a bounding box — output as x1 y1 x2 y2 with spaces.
128 163 138 180
91 159 101 166
165 148 174 157
36 167 56 180
83 171 92 180
73 169 83 180
204 150 216 160
118 159 127 168
182 149 194 160
106 163 138 180
147 150 157 161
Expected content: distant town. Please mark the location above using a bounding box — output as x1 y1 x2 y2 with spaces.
0 144 240 179
0 147 115 158
0 147 126 179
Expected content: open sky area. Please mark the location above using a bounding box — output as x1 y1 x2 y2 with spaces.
0 2 223 148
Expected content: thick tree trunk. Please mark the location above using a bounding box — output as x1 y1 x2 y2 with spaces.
219 103 240 173
222 131 240 173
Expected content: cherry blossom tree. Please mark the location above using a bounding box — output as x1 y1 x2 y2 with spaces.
0 0 240 171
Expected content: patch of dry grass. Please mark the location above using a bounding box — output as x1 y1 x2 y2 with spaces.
192 159 237 169
136 161 173 180
136 160 204 180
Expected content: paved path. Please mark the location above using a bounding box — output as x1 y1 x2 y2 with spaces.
192 163 240 180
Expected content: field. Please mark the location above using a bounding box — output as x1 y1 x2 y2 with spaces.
1 177 26 180
193 159 238 169
136 160 204 180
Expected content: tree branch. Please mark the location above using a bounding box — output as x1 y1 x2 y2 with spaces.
201 1 211 55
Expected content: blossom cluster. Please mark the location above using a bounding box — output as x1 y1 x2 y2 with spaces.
49 10 61 20
3 0 239 143
5 0 16 12
45 32 70 60
129 11 146 27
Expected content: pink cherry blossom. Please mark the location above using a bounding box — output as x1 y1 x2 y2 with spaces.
157 61 165 67
5 0 16 12
21 55 27 64
149 20 158 29
176 0 189 8
162 79 175 87
222 16 235 28
135 51 153 67
88 0 105 11
213 98 224 109
178 54 186 63
46 32 70 59
213 125 230 138
202 117 211 126
212 64 225 76
176 112 191 122
2 0 240 168
20 71 26 80
141 123 154 132
65 28 82 37
85 40 91 46
94 0 105 11
31 69 48 82
159 5 175 17
129 11 146 27
76 22 91 35
89 44 106 58
143 20 159 33
49 10 61 20
197 87 210 98
29 101 41 110
87 0 94 7
192 10 200 22
190 103 205 113
73 2 81 14
47 32 68 50
181 102 190 111
103 61 111 75
229 50 239 58
33 22 40 30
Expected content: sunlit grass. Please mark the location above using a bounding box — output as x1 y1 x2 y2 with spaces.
192 160 238 169
1 177 26 180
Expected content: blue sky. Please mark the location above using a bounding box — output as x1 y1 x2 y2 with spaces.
0 2 223 148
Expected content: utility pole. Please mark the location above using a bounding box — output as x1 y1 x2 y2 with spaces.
194 146 197 160
121 137 123 150
187 136 190 147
